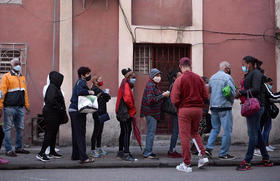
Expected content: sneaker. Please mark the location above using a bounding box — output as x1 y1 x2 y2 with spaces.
116 151 124 160
268 145 276 150
122 153 138 162
218 154 236 160
0 157 8 164
176 162 192 173
236 160 252 171
91 150 101 158
168 151 182 158
5 151 17 157
198 157 209 168
205 149 212 158
15 149 30 154
144 153 159 159
254 149 261 157
80 158 94 164
255 160 274 167
266 146 274 152
97 147 108 156
36 153 50 162
45 147 60 155
49 152 62 159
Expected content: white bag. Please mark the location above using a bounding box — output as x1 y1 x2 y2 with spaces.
78 95 98 113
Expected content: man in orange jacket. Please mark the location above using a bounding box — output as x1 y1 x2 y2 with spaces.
0 58 30 157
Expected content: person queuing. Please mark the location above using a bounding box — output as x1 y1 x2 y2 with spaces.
236 56 273 171
141 68 170 159
171 57 209 173
0 58 30 157
90 75 111 158
115 68 137 162
205 61 236 160
36 71 66 162
69 67 95 164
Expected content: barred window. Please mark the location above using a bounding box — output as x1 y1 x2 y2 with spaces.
133 45 152 74
0 0 22 4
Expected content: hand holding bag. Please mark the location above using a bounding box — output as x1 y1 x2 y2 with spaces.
241 90 260 117
78 95 98 113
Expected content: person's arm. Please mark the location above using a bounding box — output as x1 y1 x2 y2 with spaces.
23 76 30 110
264 83 280 99
0 75 8 111
123 83 136 117
77 80 91 96
170 78 181 108
146 85 164 105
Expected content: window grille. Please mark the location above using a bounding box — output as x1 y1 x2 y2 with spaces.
0 0 22 4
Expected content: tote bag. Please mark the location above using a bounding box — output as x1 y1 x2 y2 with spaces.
241 91 260 117
78 95 98 113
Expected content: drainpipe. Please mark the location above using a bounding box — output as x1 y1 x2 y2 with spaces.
52 0 57 71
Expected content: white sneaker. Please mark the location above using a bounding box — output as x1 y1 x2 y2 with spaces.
198 157 209 168
266 146 274 152
45 147 60 155
176 162 192 173
254 149 261 157
268 145 276 150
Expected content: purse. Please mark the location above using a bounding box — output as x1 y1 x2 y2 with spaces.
78 95 98 113
116 97 130 122
98 113 110 123
270 103 279 119
241 90 260 117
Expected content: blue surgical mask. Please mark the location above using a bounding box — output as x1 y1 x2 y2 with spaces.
267 84 272 90
242 66 248 73
13 65 21 72
129 78 136 84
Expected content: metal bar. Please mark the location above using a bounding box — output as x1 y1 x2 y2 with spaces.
52 0 57 71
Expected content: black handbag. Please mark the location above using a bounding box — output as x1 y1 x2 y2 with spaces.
270 103 279 119
116 97 130 122
98 113 110 123
60 111 69 124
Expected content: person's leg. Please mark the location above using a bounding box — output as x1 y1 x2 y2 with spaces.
190 108 205 156
262 116 272 146
97 122 104 148
14 107 24 151
169 114 179 152
0 125 4 150
70 112 80 160
206 111 221 150
119 122 125 152
75 113 89 161
143 116 157 157
123 119 132 153
3 107 15 152
219 110 233 157
91 114 99 150
178 109 191 165
49 125 59 155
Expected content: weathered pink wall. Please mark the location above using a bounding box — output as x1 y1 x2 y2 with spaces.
73 0 119 96
0 0 60 143
203 0 276 86
132 0 192 27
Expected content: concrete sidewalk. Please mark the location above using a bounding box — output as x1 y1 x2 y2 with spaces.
0 144 279 170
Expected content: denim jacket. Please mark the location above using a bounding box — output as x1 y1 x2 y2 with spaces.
209 70 236 109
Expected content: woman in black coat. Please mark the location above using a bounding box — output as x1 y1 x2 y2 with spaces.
36 71 66 162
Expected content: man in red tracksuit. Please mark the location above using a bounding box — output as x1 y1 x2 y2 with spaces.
171 57 209 173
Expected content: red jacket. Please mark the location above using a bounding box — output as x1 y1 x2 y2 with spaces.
171 70 208 109
115 81 136 118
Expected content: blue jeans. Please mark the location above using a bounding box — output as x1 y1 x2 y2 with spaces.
143 116 157 157
245 107 269 163
262 117 271 145
3 106 25 152
206 109 233 157
169 114 179 152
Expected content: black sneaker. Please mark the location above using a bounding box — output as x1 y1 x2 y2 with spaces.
36 153 50 162
205 149 212 158
122 153 138 162
5 151 17 157
15 149 30 154
116 151 124 160
144 153 159 159
49 152 62 159
218 154 235 160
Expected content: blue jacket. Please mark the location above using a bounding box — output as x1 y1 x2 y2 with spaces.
209 70 236 109
69 79 90 110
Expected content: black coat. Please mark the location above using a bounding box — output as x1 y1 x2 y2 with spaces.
43 71 66 127
92 86 111 115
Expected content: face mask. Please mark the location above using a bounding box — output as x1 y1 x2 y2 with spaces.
153 76 161 83
242 66 248 73
267 84 272 90
85 75 91 81
129 78 136 84
13 65 21 72
97 81 104 86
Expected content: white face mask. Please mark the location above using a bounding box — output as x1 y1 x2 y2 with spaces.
13 65 21 72
153 76 161 83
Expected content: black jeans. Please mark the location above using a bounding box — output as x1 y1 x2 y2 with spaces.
70 111 88 161
91 113 104 150
0 125 4 150
119 119 132 153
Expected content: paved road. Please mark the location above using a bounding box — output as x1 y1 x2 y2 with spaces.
0 166 279 181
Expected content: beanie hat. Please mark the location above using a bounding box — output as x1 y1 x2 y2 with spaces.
179 57 192 66
150 68 161 79
121 68 133 78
